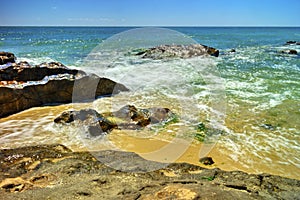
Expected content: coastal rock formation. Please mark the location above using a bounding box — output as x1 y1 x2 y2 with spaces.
0 144 300 199
0 61 129 118
0 52 16 65
135 44 219 59
54 105 176 136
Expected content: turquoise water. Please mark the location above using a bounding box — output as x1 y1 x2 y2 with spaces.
0 27 300 178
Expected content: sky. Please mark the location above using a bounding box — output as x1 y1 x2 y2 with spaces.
0 0 299 26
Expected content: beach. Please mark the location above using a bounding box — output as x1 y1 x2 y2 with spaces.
1 27 299 180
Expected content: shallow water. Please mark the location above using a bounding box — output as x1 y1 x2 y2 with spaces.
0 27 299 179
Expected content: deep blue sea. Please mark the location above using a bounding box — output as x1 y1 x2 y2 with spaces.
0 27 299 179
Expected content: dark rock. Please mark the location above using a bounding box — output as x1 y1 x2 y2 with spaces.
54 105 176 135
0 144 300 199
55 108 117 135
288 49 298 54
0 61 83 82
136 44 219 59
280 49 298 55
229 49 236 53
260 124 276 130
199 157 215 165
286 41 297 44
0 52 16 65
0 61 129 118
54 111 75 123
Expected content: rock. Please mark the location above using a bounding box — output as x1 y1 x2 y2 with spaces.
54 105 176 135
0 61 129 118
0 144 300 199
55 108 118 135
288 49 298 54
0 52 16 65
229 49 236 53
280 49 298 55
0 61 83 82
260 124 276 130
199 157 215 165
286 41 297 44
136 44 219 59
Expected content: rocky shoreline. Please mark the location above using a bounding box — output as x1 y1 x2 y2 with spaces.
0 144 299 199
0 52 128 118
0 44 219 118
1 44 300 199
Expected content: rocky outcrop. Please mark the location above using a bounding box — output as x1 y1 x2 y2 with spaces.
0 61 82 81
285 41 300 45
54 105 176 136
0 61 129 118
0 144 299 199
135 44 219 59
280 49 298 55
0 52 16 65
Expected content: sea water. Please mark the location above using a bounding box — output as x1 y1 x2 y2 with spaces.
0 27 299 179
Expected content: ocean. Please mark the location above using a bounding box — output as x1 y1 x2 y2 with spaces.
0 27 299 179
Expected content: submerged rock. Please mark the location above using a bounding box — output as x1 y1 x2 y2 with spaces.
285 41 297 45
0 52 16 65
55 108 118 135
280 49 298 55
0 144 300 199
229 49 236 53
54 105 176 135
135 44 219 59
199 157 215 165
0 60 129 118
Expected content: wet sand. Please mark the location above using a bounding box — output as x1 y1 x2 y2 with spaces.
0 102 299 180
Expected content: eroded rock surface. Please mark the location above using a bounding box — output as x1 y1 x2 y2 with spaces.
0 61 128 118
0 52 16 65
135 44 219 59
0 144 299 199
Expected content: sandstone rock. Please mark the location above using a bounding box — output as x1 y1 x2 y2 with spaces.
0 52 16 65
0 61 84 81
0 61 129 118
136 44 219 59
0 144 300 199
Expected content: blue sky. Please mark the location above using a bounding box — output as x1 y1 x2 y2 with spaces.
1 0 299 26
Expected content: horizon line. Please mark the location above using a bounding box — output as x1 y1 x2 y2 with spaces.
1 25 300 28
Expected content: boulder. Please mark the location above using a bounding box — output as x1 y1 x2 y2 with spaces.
54 109 117 136
0 61 129 118
135 44 219 59
0 52 16 65
54 105 176 135
280 49 298 55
